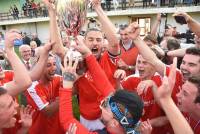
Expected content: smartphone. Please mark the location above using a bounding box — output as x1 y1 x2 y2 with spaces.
174 16 187 25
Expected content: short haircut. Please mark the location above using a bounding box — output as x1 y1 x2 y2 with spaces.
188 75 200 103
166 37 180 50
85 27 102 37
119 24 128 31
186 47 200 57
143 34 158 44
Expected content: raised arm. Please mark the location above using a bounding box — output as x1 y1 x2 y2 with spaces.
43 0 65 58
127 22 166 76
151 13 161 36
29 42 54 81
173 11 200 37
4 29 32 96
153 58 193 134
92 0 120 55
59 53 94 133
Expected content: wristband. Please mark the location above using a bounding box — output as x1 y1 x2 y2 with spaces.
62 72 76 82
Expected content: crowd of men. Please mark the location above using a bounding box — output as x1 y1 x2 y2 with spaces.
0 0 200 134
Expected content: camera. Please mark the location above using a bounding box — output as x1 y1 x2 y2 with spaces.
89 17 96 23
174 16 187 25
161 13 167 17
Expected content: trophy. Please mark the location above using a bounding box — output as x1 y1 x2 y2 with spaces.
56 0 88 74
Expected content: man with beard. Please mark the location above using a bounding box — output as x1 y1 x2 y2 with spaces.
44 0 122 131
25 55 65 134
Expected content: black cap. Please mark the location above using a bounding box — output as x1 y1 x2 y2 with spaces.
112 90 144 123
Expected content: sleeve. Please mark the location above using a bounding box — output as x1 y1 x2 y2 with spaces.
85 54 115 97
27 82 49 110
121 76 138 91
59 88 96 134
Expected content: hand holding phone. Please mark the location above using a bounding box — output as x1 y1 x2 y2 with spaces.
174 16 187 25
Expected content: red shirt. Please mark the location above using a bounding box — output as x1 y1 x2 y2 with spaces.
60 54 114 134
119 44 139 76
121 66 183 134
25 76 65 134
184 114 200 134
75 51 117 120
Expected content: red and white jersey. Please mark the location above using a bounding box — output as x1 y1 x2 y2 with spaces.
25 75 64 134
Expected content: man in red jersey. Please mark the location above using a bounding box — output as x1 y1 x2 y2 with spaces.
25 54 65 134
59 43 152 134
44 0 124 131
177 75 200 134
0 29 32 133
121 54 182 134
127 22 200 133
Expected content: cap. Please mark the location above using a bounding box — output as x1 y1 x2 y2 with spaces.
108 90 144 134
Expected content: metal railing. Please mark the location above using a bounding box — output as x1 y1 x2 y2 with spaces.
0 0 199 21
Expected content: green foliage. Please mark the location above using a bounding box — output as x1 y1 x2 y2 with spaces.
72 95 80 120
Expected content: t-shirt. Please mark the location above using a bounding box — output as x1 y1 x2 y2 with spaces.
75 51 117 120
25 75 65 134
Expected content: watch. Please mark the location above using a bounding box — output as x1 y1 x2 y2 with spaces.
62 72 76 82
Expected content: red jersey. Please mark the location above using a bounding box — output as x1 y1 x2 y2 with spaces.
25 76 64 134
119 44 139 76
75 51 117 120
60 54 114 134
0 71 14 86
121 66 183 134
184 113 200 134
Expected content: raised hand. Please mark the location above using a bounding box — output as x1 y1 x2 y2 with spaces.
139 119 153 134
172 11 192 22
36 42 54 57
114 69 126 80
153 57 177 102
126 22 141 40
61 52 79 88
73 35 92 57
91 0 101 8
18 105 35 129
4 29 22 51
42 0 56 12
137 80 157 95
66 123 77 134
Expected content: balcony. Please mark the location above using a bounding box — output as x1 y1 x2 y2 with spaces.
0 1 199 26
